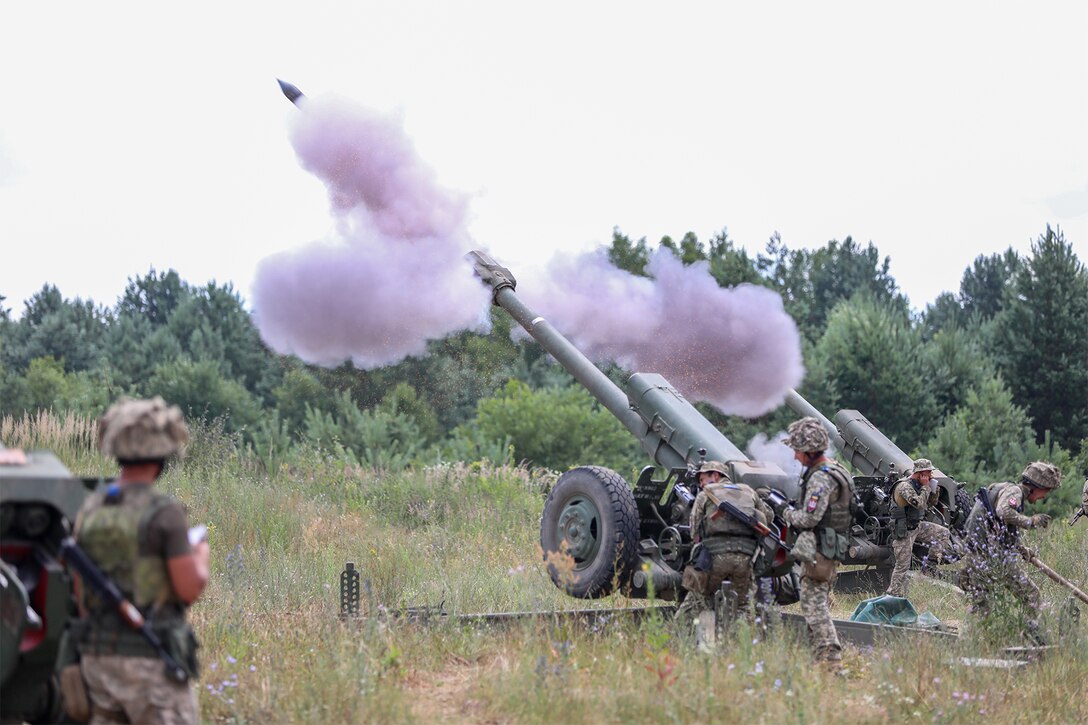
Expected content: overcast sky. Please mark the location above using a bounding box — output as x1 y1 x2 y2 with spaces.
1 1 1085 318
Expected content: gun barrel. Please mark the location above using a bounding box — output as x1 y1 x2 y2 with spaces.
467 250 747 471
784 389 912 477
784 389 842 450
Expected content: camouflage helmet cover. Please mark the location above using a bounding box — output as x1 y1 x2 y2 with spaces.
782 417 829 453
1020 461 1061 490
698 460 729 477
911 458 936 474
98 396 190 462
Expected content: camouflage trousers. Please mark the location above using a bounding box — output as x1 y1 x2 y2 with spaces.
959 548 1041 627
675 552 754 624
81 655 198 724
800 556 841 662
887 521 951 598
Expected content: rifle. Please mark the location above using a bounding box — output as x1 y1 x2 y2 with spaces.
704 488 791 553
61 537 189 683
1071 509 1084 527
1017 544 1088 605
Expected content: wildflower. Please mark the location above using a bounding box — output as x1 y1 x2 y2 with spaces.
210 662 218 671
727 663 735 671
227 655 237 664
933 677 941 684
249 665 257 672
754 661 764 674
774 678 782 690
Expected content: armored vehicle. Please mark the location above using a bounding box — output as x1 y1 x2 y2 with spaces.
468 251 967 602
1 450 97 723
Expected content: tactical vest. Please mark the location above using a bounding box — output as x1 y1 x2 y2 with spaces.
890 479 925 538
964 481 1021 549
75 483 188 656
801 463 853 534
701 483 764 556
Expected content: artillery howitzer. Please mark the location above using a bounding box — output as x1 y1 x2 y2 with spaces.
1 451 98 723
468 251 800 603
784 391 971 570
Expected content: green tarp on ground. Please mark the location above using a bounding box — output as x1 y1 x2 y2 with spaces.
850 595 944 629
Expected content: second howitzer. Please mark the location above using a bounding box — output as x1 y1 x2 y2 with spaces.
468 251 797 602
783 390 970 568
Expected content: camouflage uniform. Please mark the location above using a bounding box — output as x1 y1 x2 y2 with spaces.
780 418 853 664
73 398 200 724
886 458 951 598
677 472 774 622
959 462 1062 636
1081 479 1088 518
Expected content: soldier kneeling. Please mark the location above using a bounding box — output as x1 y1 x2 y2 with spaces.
676 461 773 629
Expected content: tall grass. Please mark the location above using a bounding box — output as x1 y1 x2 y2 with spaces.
7 411 1087 723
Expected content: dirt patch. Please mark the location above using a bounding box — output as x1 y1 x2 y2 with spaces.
405 655 510 724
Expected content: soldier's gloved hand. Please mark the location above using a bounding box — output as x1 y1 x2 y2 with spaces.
1030 513 1052 529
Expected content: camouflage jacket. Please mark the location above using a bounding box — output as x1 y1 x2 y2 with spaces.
783 460 852 533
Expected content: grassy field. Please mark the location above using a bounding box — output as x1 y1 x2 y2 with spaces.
6 413 1087 723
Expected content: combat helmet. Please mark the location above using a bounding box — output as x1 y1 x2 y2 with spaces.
911 458 936 474
1020 461 1062 490
782 417 829 453
97 396 190 463
699 460 729 477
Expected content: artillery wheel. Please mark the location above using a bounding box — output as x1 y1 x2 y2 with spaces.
540 466 639 598
953 486 972 533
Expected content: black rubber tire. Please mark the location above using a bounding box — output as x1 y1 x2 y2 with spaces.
539 466 640 598
953 486 972 533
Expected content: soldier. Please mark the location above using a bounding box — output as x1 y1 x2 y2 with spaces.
959 461 1062 642
72 397 209 724
774 417 854 669
1077 478 1088 523
885 458 952 598
676 460 774 625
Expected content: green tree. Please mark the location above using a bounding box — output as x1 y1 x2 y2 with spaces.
960 248 1020 321
706 228 762 287
472 380 641 472
920 291 965 339
378 382 441 444
166 282 281 401
145 358 261 432
921 326 997 414
991 226 1088 451
116 268 190 326
302 390 422 470
813 295 935 451
660 231 707 265
607 228 651 276
2 285 110 373
272 365 336 433
757 235 906 340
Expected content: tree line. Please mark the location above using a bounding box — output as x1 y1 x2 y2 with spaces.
1 225 1085 512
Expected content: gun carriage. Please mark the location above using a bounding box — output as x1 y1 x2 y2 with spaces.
468 251 968 603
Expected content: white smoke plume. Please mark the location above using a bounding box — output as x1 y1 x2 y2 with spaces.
518 249 804 417
252 94 490 367
746 431 803 478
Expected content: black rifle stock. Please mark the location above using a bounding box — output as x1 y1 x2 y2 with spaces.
61 537 189 683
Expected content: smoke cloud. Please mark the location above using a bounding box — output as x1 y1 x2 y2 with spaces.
519 250 804 417
746 431 803 478
252 94 490 368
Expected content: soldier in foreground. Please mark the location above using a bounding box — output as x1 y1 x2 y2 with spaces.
71 397 209 724
959 461 1062 643
885 458 952 598
675 461 774 624
776 417 854 669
